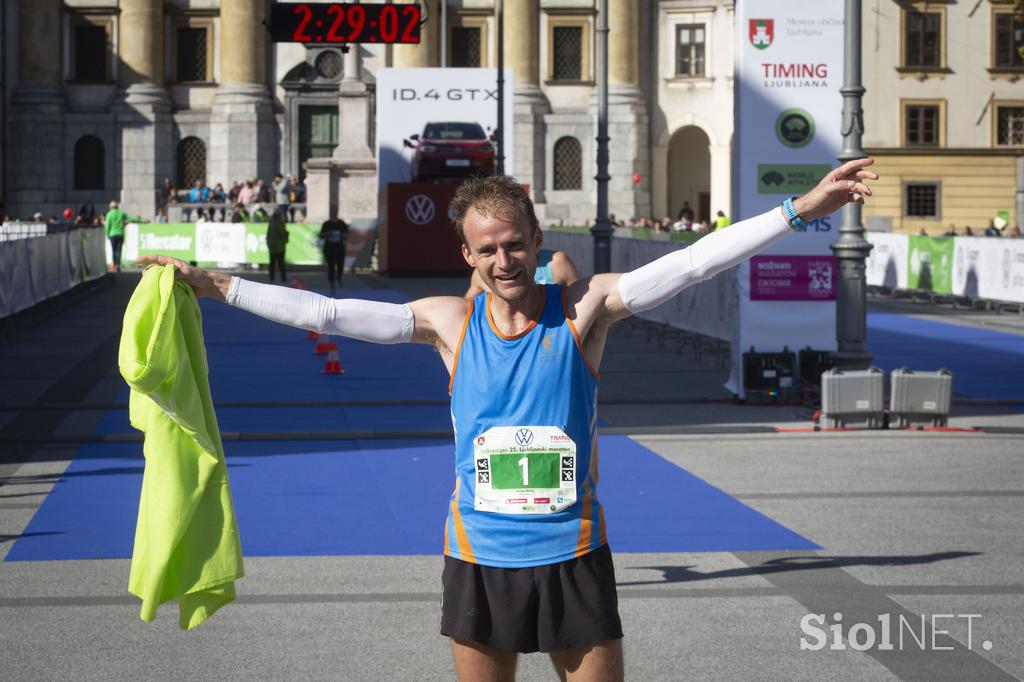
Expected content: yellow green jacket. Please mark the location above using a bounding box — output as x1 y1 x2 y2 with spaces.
119 265 243 630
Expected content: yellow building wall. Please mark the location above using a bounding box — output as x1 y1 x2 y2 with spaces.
862 154 1017 234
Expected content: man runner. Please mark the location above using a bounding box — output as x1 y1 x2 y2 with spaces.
139 158 876 681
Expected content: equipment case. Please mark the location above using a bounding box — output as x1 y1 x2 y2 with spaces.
889 368 953 428
820 367 885 429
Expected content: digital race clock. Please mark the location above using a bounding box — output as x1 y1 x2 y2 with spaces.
269 3 422 44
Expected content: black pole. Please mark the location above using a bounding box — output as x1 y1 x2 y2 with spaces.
590 0 611 274
496 0 505 176
830 0 873 369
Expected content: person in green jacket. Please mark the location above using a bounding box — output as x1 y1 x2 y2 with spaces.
104 200 144 272
266 209 289 282
714 210 732 230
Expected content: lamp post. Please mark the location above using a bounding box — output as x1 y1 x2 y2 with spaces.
830 0 873 369
495 0 505 176
590 0 612 274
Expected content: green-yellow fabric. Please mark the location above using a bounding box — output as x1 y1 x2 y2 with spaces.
119 265 244 630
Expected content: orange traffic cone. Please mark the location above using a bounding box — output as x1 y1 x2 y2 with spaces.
307 330 320 341
314 335 337 355
323 348 344 374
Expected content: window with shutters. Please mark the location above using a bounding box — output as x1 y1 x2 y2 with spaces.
994 104 1024 147
902 9 942 69
68 14 113 83
902 101 944 147
993 12 1024 70
547 15 591 83
675 24 705 77
451 27 481 67
74 136 105 190
173 16 215 83
553 137 582 191
448 12 489 68
177 137 207 190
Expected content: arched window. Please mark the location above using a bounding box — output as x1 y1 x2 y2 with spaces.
553 137 582 191
177 137 206 190
73 135 105 190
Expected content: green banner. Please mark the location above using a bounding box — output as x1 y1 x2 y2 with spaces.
757 164 832 195
243 223 324 265
907 235 954 293
133 222 324 265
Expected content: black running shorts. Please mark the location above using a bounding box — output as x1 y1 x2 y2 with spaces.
439 544 624 653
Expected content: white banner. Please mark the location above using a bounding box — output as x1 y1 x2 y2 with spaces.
196 221 246 263
866 232 909 289
731 0 845 396
953 237 1024 304
375 68 514 188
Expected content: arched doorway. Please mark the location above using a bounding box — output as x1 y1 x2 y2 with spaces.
667 125 711 223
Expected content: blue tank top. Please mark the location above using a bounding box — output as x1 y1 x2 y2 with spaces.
533 249 555 285
446 285 604 568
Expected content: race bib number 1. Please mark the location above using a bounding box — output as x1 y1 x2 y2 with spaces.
473 426 577 515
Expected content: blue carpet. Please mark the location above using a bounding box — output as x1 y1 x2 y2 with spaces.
7 287 820 561
5 435 816 561
867 312 1024 400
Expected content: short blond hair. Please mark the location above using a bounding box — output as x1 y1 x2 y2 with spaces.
449 176 539 247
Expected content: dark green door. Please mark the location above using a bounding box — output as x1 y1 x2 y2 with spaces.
298 105 338 181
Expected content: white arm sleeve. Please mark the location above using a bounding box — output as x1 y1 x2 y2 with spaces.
226 277 415 344
617 207 794 313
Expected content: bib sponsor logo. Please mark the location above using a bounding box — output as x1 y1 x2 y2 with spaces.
749 19 773 49
515 428 534 446
405 194 436 225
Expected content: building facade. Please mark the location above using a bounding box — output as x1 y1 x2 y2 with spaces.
1 1 1018 231
0 0 737 227
860 0 1024 233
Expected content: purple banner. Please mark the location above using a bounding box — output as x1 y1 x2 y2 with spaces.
750 255 837 301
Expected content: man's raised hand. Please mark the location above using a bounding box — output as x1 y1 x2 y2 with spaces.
793 157 878 223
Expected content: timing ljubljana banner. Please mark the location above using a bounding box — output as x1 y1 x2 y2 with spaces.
730 0 845 396
375 68 514 189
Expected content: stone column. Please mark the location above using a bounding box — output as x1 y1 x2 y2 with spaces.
392 0 437 68
116 0 171 218
504 1 549 202
600 0 648 220
210 0 276 190
329 47 377 224
9 0 66 217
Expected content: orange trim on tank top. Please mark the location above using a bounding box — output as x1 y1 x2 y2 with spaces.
449 478 476 563
448 300 474 395
485 287 546 340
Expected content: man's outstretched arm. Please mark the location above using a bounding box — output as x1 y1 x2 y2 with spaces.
132 256 463 347
572 157 878 326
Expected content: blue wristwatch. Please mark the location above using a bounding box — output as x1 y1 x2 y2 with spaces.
782 197 808 231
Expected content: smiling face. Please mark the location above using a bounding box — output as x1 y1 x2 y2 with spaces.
461 207 542 303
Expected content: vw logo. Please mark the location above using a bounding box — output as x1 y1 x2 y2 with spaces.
405 194 436 225
514 429 534 446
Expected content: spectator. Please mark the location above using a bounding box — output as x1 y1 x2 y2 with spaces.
677 201 694 222
161 177 176 207
272 174 291 213
211 183 227 203
47 214 59 225
288 175 305 203
238 179 258 206
251 204 270 222
231 203 250 223
963 226 975 237
320 204 349 292
104 200 143 273
79 201 96 224
943 223 957 237
917 228 927 236
714 210 731 230
984 219 1002 238
154 208 168 224
189 179 210 203
1009 226 1022 238
699 219 711 233
266 209 289 282
255 179 271 203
